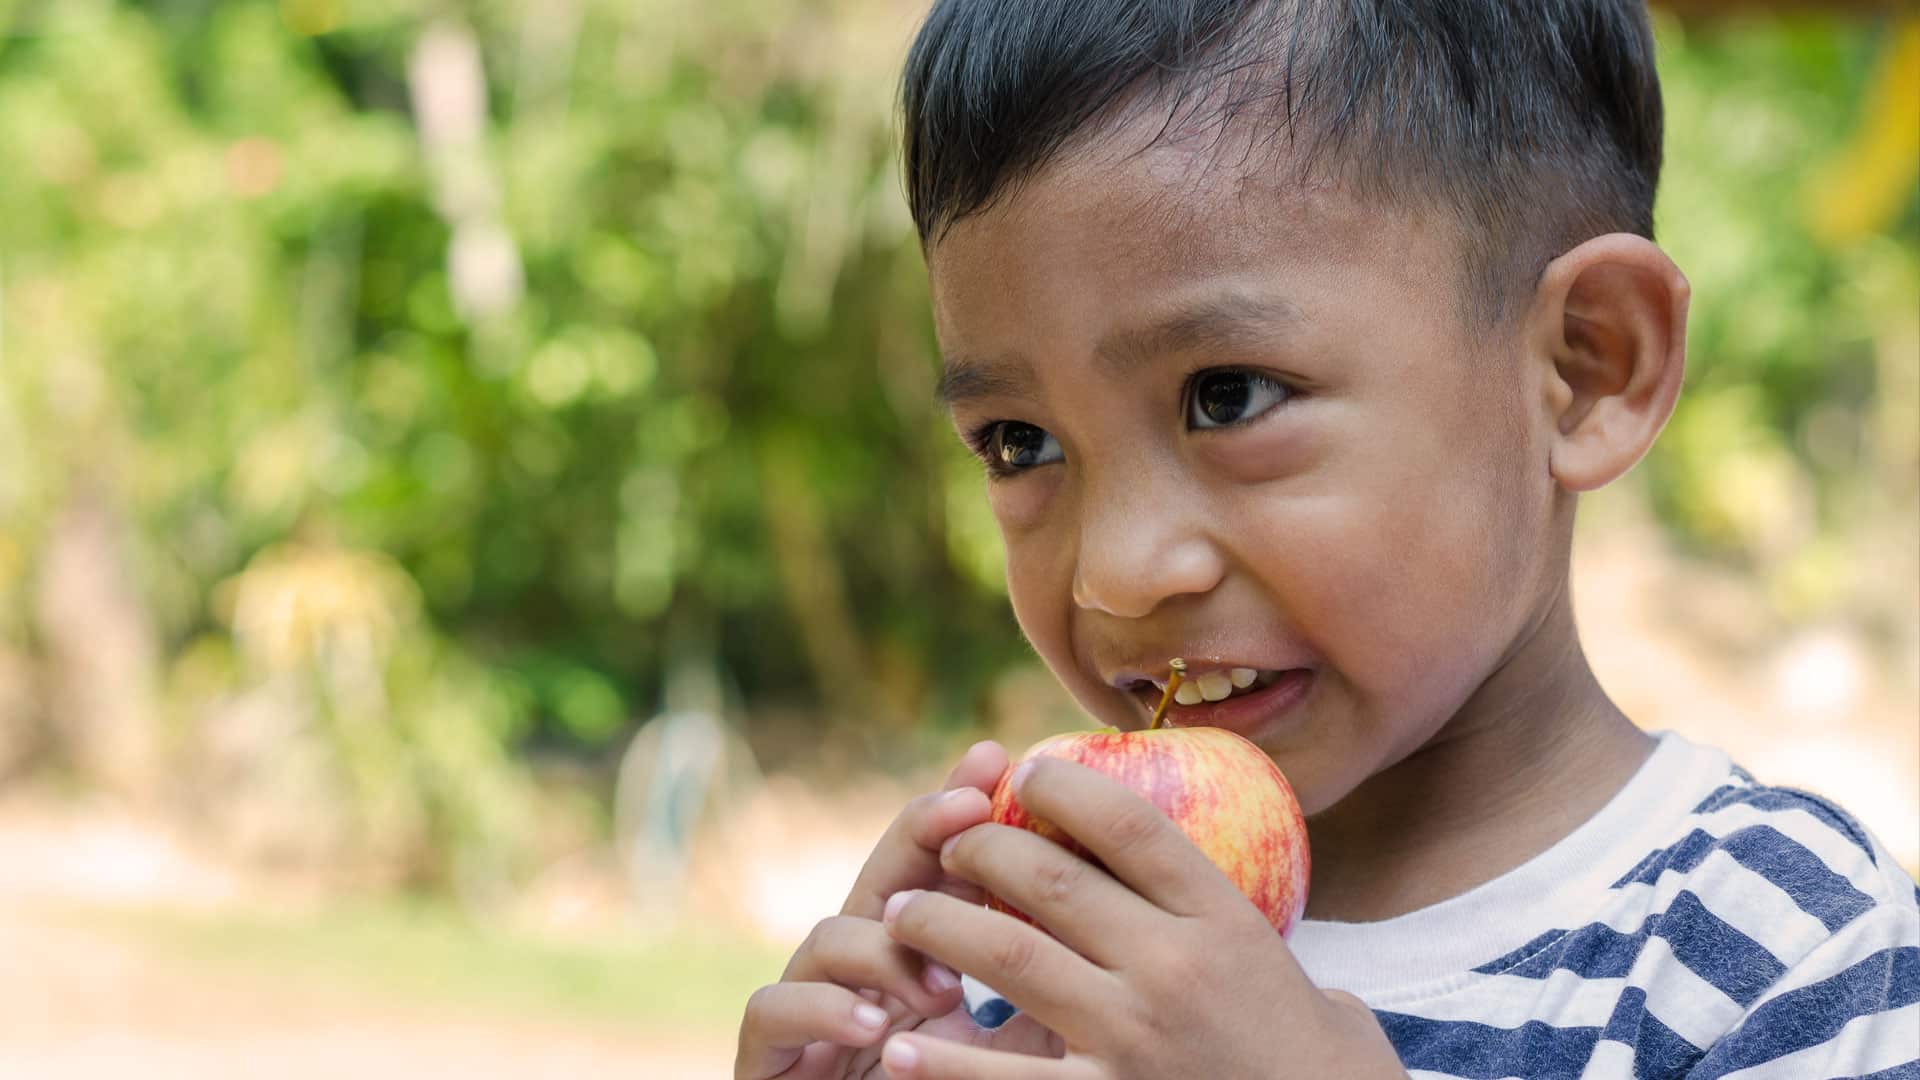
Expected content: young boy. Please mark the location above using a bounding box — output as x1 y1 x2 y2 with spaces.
736 0 1920 1076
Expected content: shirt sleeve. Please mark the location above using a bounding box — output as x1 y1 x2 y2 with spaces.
1685 903 1920 1079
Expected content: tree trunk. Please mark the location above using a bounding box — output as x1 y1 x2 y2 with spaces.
33 478 163 800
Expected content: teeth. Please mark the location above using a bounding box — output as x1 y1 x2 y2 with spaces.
1196 671 1234 702
1141 666 1278 709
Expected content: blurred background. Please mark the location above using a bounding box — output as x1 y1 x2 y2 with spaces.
0 0 1912 1075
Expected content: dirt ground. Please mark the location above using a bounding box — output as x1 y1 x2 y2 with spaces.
0 804 740 1080
0 893 739 1079
0 896 736 1079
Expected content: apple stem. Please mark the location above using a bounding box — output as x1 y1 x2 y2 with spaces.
1148 658 1187 730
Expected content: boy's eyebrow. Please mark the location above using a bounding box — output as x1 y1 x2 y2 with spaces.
935 292 1304 408
1095 292 1305 375
935 352 1037 407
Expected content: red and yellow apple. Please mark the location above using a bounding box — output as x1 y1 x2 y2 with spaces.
987 724 1310 936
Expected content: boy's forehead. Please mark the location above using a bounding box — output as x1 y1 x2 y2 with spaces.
930 140 1319 290
924 133 1449 362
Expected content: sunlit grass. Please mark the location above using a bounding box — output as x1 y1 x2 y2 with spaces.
57 899 785 1037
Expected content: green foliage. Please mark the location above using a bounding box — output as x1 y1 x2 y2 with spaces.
0 2 1910 880
1650 12 1918 614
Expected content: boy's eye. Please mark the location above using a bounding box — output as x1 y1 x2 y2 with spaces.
977 420 1063 475
1188 370 1291 429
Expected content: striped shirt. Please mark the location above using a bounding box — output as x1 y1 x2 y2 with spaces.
1290 730 1920 1079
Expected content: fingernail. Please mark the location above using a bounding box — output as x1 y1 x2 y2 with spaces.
1010 759 1036 797
922 961 959 995
938 832 961 864
883 889 918 927
883 1037 920 1072
854 1002 889 1030
937 787 972 805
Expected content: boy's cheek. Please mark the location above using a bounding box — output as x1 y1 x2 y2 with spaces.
1196 414 1323 484
985 471 1061 533
1246 501 1495 701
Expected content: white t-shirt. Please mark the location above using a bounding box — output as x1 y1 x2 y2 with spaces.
1290 730 1920 1079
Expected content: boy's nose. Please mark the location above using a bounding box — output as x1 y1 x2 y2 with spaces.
1069 483 1226 619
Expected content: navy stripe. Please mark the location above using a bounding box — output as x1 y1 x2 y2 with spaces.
1844 1065 1920 1080
1691 946 1920 1080
1598 986 1706 1077
1613 841 1679 890
1377 1011 1600 1080
1472 929 1568 976
1692 785 1877 864
1614 828 1718 888
1611 825 1874 932
1691 782 1750 815
1660 891 1786 1006
1490 891 1785 1005
1719 826 1877 932
1498 920 1643 980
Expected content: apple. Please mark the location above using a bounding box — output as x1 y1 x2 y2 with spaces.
987 722 1310 936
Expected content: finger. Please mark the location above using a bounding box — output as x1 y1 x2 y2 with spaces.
842 742 1006 920
930 740 1009 907
879 1032 1100 1080
883 888 1119 1045
1012 757 1232 918
843 787 994 919
736 981 891 1079
943 738 1010 792
938 822 1155 968
782 915 964 1018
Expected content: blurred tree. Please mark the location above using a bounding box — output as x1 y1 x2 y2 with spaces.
1648 9 1918 640
0 0 1909 886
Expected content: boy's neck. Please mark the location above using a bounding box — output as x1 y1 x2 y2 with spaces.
1301 586 1653 924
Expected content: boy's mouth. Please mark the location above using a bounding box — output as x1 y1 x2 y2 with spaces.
1120 664 1318 741
1126 666 1286 710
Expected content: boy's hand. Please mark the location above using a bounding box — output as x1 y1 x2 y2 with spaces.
877 757 1408 1079
736 741 1064 1080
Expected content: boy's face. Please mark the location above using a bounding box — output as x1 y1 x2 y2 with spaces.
927 132 1563 816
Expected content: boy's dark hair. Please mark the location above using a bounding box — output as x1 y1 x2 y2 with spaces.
899 0 1663 327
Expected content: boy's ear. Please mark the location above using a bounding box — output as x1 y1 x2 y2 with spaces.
1527 233 1690 492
